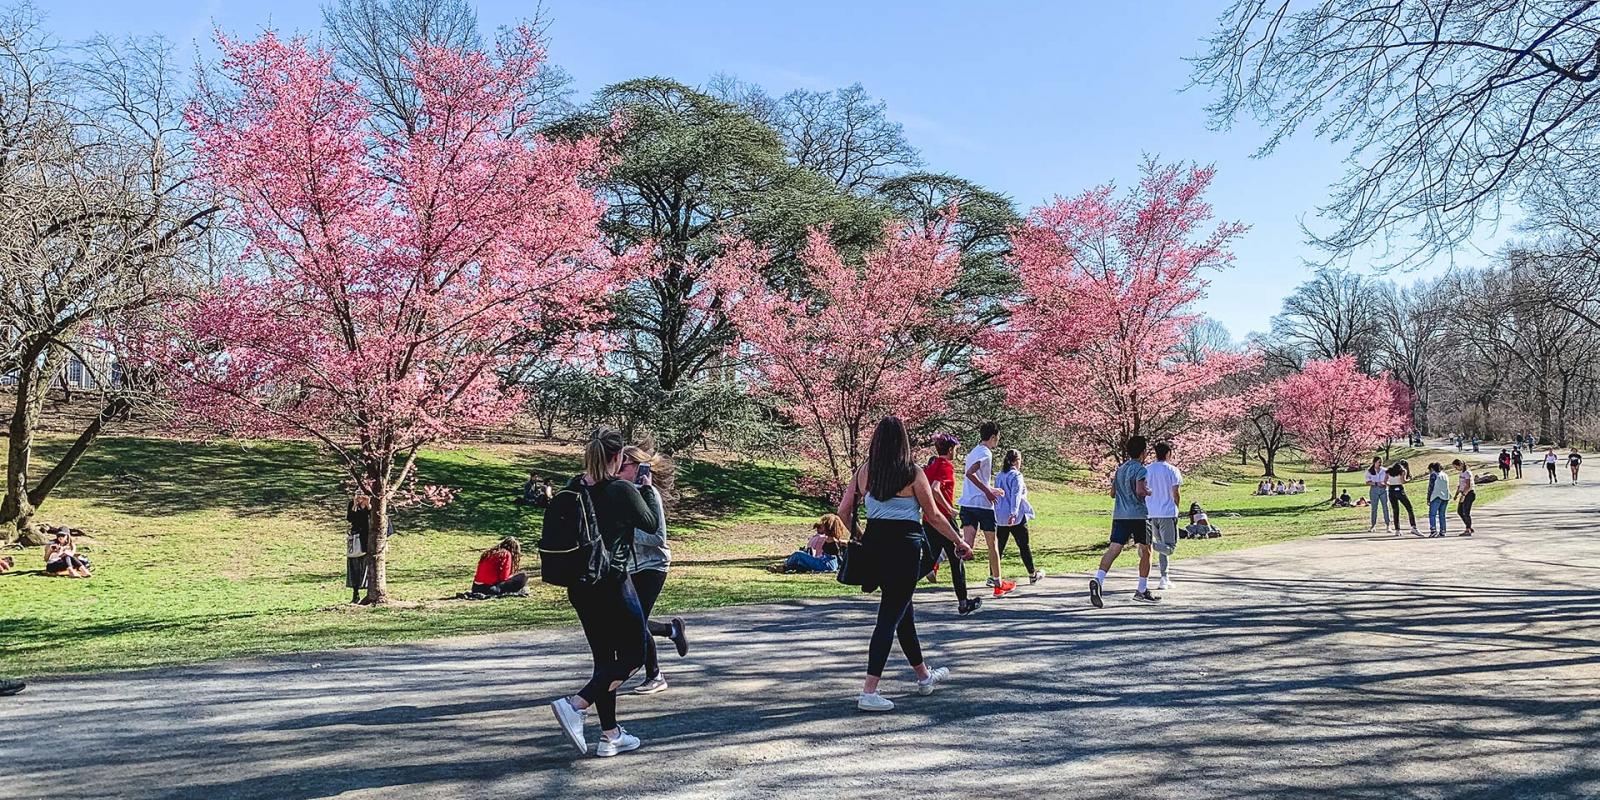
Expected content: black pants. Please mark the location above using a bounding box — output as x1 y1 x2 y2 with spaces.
1388 486 1416 529
865 519 925 678
470 572 528 596
1548 462 1558 481
568 576 648 730
1458 490 1476 529
996 523 1035 574
629 569 676 680
925 521 967 605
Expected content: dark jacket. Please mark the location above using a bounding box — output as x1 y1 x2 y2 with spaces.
566 475 660 574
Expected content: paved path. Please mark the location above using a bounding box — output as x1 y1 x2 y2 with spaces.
4 469 1599 800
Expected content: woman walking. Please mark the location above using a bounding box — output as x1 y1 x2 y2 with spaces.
1568 449 1583 483
922 434 980 616
621 445 690 696
1425 463 1449 538
1364 457 1391 534
1452 459 1476 536
549 429 662 758
1545 448 1559 484
994 449 1043 586
840 416 972 712
1386 460 1419 536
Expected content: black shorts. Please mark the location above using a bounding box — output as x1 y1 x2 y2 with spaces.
45 559 70 574
959 506 997 532
1110 518 1148 546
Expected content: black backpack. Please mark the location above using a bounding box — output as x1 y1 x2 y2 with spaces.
536 481 609 587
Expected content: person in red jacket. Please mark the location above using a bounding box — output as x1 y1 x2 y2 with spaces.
467 537 528 599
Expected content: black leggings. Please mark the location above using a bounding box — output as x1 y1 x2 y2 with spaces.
1548 462 1558 481
629 569 676 680
568 576 648 730
925 521 967 604
996 523 1035 574
865 519 925 678
470 572 527 596
1388 486 1416 529
1458 490 1476 529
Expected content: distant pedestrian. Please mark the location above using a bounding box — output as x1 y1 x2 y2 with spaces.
1452 459 1476 536
1091 436 1159 607
1545 448 1559 484
1386 461 1419 537
1364 457 1391 534
1512 445 1524 478
1144 441 1183 591
1569 449 1583 483
1497 449 1511 481
1425 462 1449 538
840 416 971 712
1472 437 1480 453
993 449 1042 586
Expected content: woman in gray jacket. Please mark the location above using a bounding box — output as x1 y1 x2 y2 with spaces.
620 445 689 695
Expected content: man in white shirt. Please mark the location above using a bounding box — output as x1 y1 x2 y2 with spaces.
959 422 1013 597
1144 441 1183 591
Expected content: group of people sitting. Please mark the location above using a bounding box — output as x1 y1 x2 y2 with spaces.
1332 490 1371 508
514 472 556 508
0 528 94 578
1254 479 1306 495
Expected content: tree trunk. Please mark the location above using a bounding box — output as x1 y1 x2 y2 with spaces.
1329 466 1340 501
1 343 59 542
362 491 391 604
1257 448 1277 478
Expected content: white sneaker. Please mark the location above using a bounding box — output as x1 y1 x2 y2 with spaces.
595 726 641 757
857 692 894 712
985 576 1000 588
1158 577 1173 590
550 697 589 755
1030 570 1045 584
631 675 668 695
916 666 950 696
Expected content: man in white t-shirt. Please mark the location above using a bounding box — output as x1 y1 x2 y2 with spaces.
1144 441 1183 591
959 421 1013 596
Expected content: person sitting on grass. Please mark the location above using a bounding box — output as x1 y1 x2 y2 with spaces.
44 529 91 578
1335 489 1353 508
0 555 14 574
514 471 553 508
1185 502 1219 538
463 537 528 599
776 514 850 573
1255 480 1271 496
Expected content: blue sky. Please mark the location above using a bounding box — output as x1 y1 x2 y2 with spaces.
46 0 1508 339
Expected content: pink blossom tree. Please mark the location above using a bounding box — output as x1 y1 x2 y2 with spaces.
1273 356 1410 500
714 220 960 496
984 160 1255 473
166 32 623 602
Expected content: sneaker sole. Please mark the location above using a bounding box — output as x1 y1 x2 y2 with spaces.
550 701 588 755
596 740 641 757
632 683 668 695
857 701 894 712
1089 580 1103 608
671 618 689 657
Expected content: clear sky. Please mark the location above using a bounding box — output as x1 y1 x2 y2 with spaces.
45 0 1508 340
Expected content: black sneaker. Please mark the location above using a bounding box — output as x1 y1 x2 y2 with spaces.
958 598 983 616
1089 579 1103 608
670 618 689 657
1132 590 1160 603
0 679 23 696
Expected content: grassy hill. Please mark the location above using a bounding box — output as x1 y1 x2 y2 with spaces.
0 436 1515 675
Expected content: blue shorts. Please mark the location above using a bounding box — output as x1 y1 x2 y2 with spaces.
959 506 996 532
1109 518 1149 546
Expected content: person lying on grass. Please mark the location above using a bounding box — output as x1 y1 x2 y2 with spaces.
773 514 850 573
44 529 91 578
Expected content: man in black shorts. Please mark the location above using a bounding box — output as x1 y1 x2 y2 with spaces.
1091 436 1158 606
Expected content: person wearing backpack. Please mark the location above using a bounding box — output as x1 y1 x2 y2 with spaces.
547 429 661 758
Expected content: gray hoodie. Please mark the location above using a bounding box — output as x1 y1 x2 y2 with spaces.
630 490 670 573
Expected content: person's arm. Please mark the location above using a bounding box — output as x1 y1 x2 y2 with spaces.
928 479 955 519
632 492 669 547
614 480 660 535
836 465 865 526
965 457 998 502
1136 478 1151 498
913 472 972 557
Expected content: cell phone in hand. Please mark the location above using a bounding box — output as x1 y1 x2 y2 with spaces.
635 462 652 485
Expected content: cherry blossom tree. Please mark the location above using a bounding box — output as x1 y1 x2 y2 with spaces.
714 219 959 496
166 31 622 602
1274 356 1410 500
984 160 1255 473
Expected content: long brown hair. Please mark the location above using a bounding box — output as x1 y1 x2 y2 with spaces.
814 513 850 542
866 416 917 501
622 444 676 496
484 536 522 572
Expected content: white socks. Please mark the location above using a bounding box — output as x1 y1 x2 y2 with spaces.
1094 569 1107 584
1138 577 1149 592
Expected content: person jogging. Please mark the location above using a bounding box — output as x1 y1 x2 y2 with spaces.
840 416 972 712
959 422 1014 597
1090 436 1158 607
1569 449 1583 483
1497 449 1511 481
1364 457 1391 534
549 429 661 758
1425 462 1449 537
1545 448 1559 484
1144 441 1183 591
923 434 980 616
993 449 1043 586
1386 460 1419 536
621 446 690 696
1452 459 1476 536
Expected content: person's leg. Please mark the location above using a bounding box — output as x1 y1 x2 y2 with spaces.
895 589 923 670
1158 552 1169 579
1137 543 1151 589
865 544 916 689
982 523 1001 580
631 571 666 680
1460 491 1475 532
1398 491 1416 528
1013 523 1036 575
1389 489 1402 530
995 525 1011 559
935 533 968 606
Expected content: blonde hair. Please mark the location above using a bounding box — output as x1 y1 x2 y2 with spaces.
622 444 676 495
584 428 626 484
815 513 849 542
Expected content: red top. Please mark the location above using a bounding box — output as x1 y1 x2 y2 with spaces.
474 549 513 586
924 456 955 509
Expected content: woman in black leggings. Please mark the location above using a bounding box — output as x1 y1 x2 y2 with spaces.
621 445 689 696
549 429 662 758
1386 461 1418 536
1452 459 1476 536
839 416 972 713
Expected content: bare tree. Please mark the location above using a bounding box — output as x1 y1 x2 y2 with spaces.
1374 277 1448 433
771 83 921 193
1193 1 1600 267
0 14 216 542
1267 269 1383 371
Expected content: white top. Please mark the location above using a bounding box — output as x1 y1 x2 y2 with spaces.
1545 452 1558 464
959 443 994 509
1145 461 1183 518
1386 469 1406 487
1364 468 1385 488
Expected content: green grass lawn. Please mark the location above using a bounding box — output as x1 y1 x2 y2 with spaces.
0 436 1517 676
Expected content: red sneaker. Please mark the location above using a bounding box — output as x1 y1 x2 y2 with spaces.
993 580 1017 597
